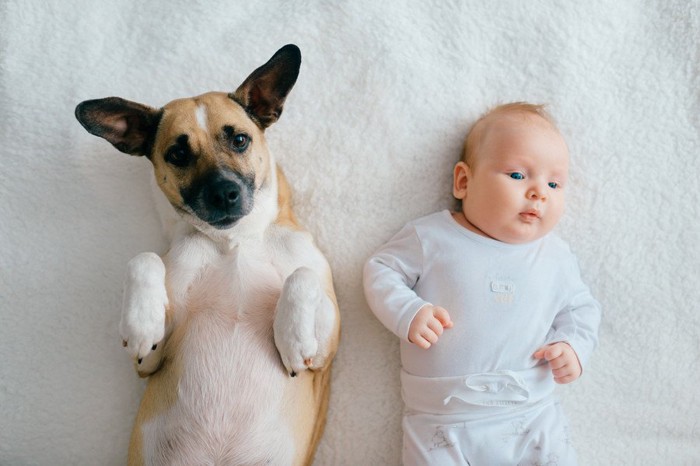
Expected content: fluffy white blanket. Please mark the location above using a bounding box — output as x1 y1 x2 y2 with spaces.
1 1 698 464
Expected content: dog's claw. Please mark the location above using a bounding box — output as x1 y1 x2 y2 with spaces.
304 358 313 367
138 358 143 364
290 371 297 377
152 344 157 351
122 340 128 348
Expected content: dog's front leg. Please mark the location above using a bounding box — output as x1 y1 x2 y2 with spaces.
120 252 169 377
273 267 337 377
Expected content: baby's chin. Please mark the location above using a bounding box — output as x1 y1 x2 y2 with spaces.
490 224 555 244
455 211 555 244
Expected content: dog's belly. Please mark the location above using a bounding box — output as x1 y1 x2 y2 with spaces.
142 252 296 465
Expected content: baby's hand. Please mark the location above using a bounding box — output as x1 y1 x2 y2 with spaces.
533 342 582 384
408 305 453 349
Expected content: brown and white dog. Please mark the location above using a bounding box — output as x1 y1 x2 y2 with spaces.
75 44 340 466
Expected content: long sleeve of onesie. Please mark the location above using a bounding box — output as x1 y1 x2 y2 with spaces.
544 256 602 369
363 223 430 342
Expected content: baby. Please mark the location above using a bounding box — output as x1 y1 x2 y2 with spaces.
363 102 601 465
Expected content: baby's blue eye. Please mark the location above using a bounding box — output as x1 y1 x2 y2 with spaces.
548 182 559 189
509 172 524 180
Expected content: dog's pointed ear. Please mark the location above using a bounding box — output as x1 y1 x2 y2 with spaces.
231 44 301 129
75 97 162 156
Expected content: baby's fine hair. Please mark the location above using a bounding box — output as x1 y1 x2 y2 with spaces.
461 102 558 166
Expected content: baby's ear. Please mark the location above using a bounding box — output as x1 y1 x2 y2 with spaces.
453 161 470 199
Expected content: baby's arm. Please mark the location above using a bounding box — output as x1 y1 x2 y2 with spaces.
408 305 453 349
533 342 582 384
364 223 433 343
539 246 602 381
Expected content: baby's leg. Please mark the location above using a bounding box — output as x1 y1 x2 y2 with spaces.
460 399 577 465
512 399 577 465
402 399 576 465
402 413 471 466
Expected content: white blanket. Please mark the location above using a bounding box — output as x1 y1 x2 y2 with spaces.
1 1 698 464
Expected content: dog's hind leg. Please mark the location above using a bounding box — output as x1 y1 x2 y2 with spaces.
120 252 169 376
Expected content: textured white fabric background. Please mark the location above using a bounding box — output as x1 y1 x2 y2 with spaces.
1 1 698 464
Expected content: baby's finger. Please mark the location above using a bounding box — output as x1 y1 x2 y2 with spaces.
414 335 433 349
421 329 439 345
548 356 567 371
409 326 436 349
532 348 546 360
427 319 444 337
552 365 571 378
544 344 564 361
554 374 577 384
433 306 453 328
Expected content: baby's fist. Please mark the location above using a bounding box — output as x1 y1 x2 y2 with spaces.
408 305 453 349
533 342 582 384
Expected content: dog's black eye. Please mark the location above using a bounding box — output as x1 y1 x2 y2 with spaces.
165 145 191 167
223 126 250 153
232 134 250 150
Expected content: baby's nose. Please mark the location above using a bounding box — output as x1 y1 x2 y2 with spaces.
527 185 547 200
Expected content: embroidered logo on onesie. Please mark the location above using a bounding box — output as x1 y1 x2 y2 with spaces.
490 280 514 304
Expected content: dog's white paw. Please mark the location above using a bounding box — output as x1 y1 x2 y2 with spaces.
119 252 168 363
274 267 331 377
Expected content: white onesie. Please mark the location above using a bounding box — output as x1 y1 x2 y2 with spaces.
363 210 601 465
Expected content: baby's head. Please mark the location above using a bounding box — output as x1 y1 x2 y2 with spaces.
452 102 570 244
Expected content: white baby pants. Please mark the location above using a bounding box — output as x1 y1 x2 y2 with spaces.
401 369 577 466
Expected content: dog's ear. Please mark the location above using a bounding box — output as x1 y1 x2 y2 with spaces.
75 97 162 156
231 44 301 129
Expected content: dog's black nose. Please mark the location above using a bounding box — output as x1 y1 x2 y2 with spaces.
182 168 254 229
206 178 240 210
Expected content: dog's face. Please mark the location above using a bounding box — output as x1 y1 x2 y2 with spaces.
152 93 272 229
75 45 301 232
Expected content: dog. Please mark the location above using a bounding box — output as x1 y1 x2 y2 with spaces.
75 44 340 466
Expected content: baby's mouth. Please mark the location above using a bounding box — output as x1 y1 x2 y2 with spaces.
519 209 541 221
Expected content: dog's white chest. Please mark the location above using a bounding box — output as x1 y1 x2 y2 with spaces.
184 243 282 321
143 239 296 464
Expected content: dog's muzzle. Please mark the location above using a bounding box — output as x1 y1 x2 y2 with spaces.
182 168 255 229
